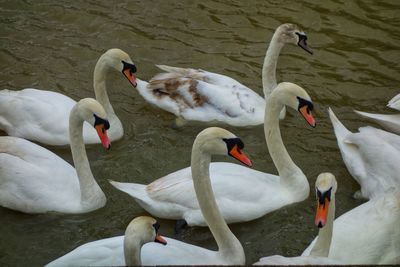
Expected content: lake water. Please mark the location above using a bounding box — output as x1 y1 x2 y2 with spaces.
1 0 399 265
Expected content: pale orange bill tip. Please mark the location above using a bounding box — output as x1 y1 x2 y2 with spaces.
300 105 316 127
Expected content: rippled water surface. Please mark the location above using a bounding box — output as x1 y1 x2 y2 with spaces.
1 0 400 266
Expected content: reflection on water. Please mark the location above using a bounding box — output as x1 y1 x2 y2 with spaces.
1 0 399 265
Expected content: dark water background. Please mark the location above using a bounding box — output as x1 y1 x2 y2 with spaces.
1 0 399 265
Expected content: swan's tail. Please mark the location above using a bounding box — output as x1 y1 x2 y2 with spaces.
354 110 386 122
328 107 351 139
108 180 150 202
388 93 400 111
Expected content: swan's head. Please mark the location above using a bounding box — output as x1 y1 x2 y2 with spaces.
275 23 313 54
124 216 167 246
194 127 252 167
102 48 137 87
273 82 316 127
75 98 111 149
315 172 337 228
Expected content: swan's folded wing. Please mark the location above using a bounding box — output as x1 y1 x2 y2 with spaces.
388 93 400 111
45 236 125 267
148 67 265 124
146 166 199 209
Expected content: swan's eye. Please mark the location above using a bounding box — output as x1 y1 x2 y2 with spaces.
297 96 314 111
93 114 110 130
152 222 160 232
122 60 137 73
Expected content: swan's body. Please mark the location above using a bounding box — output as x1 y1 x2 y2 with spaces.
302 189 400 264
355 93 400 135
133 23 312 126
0 48 137 145
329 108 400 200
0 98 110 213
255 173 343 265
110 82 316 226
46 127 251 265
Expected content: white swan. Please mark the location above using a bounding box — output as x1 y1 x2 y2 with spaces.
0 48 137 145
254 173 343 265
328 107 400 200
132 23 312 126
302 189 400 264
46 127 252 266
0 98 111 213
355 93 400 135
110 82 316 227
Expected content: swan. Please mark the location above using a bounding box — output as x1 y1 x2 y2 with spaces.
254 173 343 265
0 48 137 145
0 98 111 213
132 23 312 126
46 127 252 266
110 82 316 228
328 107 400 200
302 189 400 264
355 93 400 135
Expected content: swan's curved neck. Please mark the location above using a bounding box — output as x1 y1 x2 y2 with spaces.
93 57 115 116
69 106 105 208
124 233 143 266
310 195 335 257
191 143 245 264
264 95 309 196
262 33 284 97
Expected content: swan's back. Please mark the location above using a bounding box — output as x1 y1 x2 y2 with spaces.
0 89 76 144
0 136 81 213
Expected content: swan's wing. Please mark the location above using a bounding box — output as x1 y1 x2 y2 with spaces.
0 89 76 145
146 69 265 126
46 236 223 266
0 136 79 213
354 110 400 135
302 193 400 264
328 108 367 185
345 127 400 197
146 162 287 225
142 237 224 265
254 255 343 265
45 236 125 267
388 93 400 111
147 162 280 208
155 64 254 92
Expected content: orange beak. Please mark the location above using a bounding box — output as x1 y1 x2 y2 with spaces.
315 198 330 228
229 145 252 167
155 233 167 245
299 105 316 128
123 68 137 87
95 124 111 150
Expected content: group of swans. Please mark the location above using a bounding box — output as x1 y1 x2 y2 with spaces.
46 127 252 266
109 82 316 227
0 98 111 213
0 48 137 145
